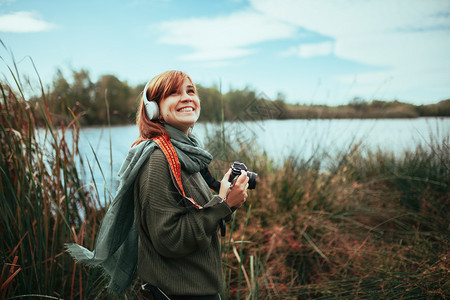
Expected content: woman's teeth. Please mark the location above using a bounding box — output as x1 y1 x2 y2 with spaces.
178 107 194 112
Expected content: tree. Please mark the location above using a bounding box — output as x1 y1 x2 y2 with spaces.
69 69 95 124
95 75 134 124
51 69 71 114
197 84 222 122
224 88 257 121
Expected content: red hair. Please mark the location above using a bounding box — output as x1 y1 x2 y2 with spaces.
132 70 196 147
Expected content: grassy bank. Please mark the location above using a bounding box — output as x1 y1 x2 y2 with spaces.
206 128 449 299
1 70 448 298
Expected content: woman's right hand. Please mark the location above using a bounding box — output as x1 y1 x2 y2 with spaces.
218 168 249 208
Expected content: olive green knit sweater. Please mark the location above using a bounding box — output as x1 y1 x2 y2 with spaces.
134 148 232 295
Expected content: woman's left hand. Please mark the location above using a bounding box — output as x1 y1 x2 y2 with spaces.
219 169 249 208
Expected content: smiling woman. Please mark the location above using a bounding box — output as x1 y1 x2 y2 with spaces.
133 71 201 144
66 70 250 299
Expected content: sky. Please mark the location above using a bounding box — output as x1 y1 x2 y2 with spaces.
1 0 450 106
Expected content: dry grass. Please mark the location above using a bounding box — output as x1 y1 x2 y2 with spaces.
208 128 449 299
0 56 120 299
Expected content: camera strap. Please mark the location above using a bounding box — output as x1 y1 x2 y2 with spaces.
153 135 204 210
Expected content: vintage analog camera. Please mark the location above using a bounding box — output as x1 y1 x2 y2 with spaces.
228 161 257 189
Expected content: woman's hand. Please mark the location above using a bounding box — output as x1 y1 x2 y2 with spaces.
218 168 249 208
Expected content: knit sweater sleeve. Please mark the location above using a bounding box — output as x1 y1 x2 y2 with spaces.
137 149 232 258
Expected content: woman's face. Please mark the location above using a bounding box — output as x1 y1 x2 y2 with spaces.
159 78 200 134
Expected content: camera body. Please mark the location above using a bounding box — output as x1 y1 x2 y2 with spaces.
228 161 257 189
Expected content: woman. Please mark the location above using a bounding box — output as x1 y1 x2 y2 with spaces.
66 70 248 299
134 70 249 299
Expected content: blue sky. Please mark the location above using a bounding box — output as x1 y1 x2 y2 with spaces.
1 0 450 105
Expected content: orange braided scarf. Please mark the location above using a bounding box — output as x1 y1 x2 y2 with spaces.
153 135 203 210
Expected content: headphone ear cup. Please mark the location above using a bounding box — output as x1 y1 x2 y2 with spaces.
144 100 159 120
142 79 159 120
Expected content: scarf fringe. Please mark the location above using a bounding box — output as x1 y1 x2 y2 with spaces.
64 243 97 265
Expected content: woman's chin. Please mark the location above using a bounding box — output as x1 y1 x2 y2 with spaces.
179 114 199 124
170 121 197 133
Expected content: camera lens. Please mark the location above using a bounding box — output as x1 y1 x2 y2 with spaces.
228 161 257 189
247 171 257 189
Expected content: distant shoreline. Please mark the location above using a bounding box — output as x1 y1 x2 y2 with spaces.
30 69 449 126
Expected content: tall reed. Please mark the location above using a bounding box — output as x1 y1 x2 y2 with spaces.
0 55 130 298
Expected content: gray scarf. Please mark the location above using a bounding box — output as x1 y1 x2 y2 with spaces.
65 125 213 295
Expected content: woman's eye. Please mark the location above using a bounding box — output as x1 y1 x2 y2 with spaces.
187 89 195 94
170 90 178 95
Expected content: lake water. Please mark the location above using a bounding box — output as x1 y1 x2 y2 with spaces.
77 118 448 200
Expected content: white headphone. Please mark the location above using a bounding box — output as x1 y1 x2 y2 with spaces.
142 79 159 120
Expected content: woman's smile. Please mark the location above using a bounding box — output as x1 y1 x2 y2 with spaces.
177 106 195 112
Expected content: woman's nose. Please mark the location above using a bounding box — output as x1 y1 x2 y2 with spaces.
181 91 194 101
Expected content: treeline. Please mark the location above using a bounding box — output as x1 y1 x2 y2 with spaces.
31 69 450 126
281 98 450 119
32 69 141 125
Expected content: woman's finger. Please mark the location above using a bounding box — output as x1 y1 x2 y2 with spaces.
236 171 249 185
222 168 232 181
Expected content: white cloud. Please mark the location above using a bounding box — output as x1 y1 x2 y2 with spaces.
180 48 254 61
249 0 450 101
282 41 334 58
0 11 57 33
0 0 16 5
250 0 450 65
0 0 16 6
156 10 298 61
